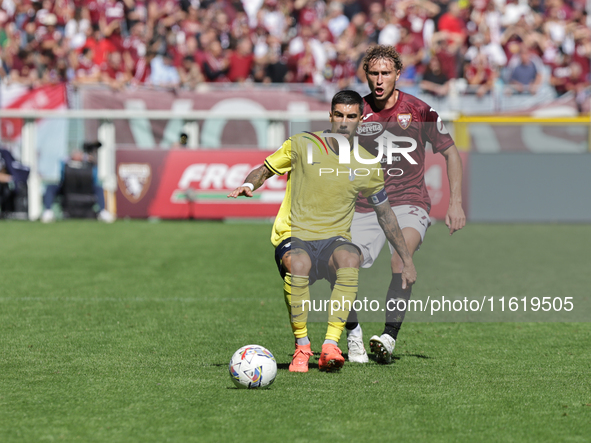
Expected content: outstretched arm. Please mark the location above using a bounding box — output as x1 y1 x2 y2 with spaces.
0 172 12 183
373 202 417 289
227 164 275 198
440 145 466 235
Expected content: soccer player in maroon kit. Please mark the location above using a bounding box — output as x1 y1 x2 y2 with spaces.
345 45 466 364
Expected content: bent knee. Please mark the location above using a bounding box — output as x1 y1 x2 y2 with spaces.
290 253 312 276
291 261 311 276
333 249 361 269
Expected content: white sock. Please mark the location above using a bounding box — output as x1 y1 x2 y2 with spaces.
323 339 338 346
347 324 362 337
296 336 310 346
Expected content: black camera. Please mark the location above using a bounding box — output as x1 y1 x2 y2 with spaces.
82 141 102 153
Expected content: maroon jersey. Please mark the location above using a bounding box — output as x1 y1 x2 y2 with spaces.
355 91 454 214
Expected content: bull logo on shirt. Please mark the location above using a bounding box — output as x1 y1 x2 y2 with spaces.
117 163 152 203
397 113 412 130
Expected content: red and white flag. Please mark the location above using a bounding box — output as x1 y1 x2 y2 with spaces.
1 83 68 140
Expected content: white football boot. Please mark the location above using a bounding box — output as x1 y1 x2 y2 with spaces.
41 209 55 223
369 334 396 364
98 209 116 223
347 331 369 363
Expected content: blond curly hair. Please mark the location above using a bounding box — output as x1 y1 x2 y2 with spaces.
362 45 404 73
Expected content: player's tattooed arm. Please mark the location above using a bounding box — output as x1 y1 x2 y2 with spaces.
227 165 275 198
243 164 275 190
374 203 417 288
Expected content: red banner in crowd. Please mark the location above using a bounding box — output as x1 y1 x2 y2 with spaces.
116 149 469 221
0 83 68 140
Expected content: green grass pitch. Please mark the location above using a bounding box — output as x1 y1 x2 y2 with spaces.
1 220 590 442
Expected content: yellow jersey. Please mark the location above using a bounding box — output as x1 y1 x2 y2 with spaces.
264 131 386 247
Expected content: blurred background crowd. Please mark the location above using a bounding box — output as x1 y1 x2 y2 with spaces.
0 0 590 101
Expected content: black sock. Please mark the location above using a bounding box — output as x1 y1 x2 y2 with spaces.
345 297 359 330
383 273 412 340
345 318 358 331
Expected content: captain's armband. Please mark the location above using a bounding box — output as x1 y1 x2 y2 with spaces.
367 188 388 206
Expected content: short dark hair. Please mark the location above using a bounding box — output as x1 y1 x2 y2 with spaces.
331 90 363 115
363 45 404 73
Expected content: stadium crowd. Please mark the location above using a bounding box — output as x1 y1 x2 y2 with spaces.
0 0 589 100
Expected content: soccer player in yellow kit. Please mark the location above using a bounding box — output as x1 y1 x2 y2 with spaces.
228 90 416 372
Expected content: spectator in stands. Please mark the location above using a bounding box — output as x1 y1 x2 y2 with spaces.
395 26 425 89
150 53 180 88
227 38 255 82
345 12 372 52
506 46 543 94
264 44 290 83
420 56 450 97
465 32 507 68
258 0 288 39
178 56 205 90
202 40 230 82
437 1 467 41
397 25 424 67
431 30 463 79
377 12 401 47
181 7 202 38
64 6 90 50
326 44 356 88
39 14 61 53
550 53 590 110
38 50 58 84
572 30 591 83
501 0 536 28
83 24 113 66
72 47 101 85
288 25 327 84
9 50 38 86
99 0 125 48
326 1 349 39
131 51 156 86
295 0 322 28
291 43 317 84
464 53 496 97
22 20 40 54
367 2 387 44
101 51 130 90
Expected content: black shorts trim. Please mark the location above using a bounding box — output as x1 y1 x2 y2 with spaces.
274 236 361 285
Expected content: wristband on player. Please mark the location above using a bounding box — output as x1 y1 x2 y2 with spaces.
242 183 254 191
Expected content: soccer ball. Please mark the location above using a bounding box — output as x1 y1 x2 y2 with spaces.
228 345 277 389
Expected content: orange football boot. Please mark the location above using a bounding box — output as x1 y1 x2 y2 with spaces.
318 343 345 372
289 343 314 372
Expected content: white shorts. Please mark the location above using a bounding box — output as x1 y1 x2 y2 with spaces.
351 205 431 268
